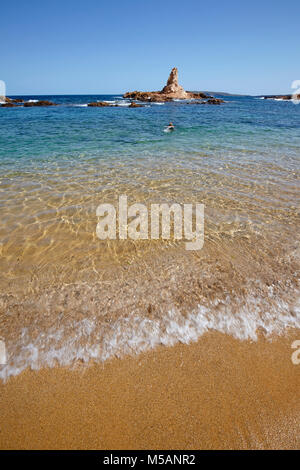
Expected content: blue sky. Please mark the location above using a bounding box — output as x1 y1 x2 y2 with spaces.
1 0 299 95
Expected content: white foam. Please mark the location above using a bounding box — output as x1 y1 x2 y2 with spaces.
116 101 131 107
26 99 38 103
1 292 299 382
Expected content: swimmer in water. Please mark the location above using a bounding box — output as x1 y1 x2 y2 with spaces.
168 122 174 130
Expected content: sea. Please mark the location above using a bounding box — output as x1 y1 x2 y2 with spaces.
0 93 299 380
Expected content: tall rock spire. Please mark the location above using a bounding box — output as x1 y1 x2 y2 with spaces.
161 67 188 97
123 67 214 102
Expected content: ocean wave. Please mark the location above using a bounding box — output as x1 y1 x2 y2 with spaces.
116 101 131 107
1 289 299 382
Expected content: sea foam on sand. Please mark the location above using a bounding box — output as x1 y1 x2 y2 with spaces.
1 289 299 382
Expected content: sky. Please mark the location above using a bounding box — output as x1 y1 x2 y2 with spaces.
1 0 299 95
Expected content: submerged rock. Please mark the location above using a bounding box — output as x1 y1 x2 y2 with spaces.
88 101 113 107
190 92 212 99
0 96 25 107
129 102 143 108
206 98 225 105
0 96 12 103
123 67 214 102
188 97 225 105
262 94 300 100
263 95 291 100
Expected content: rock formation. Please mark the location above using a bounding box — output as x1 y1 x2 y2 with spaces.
188 98 225 105
23 100 56 107
0 96 11 103
129 102 143 108
123 67 212 102
206 98 225 105
0 102 18 107
262 94 300 100
160 67 189 99
0 96 23 104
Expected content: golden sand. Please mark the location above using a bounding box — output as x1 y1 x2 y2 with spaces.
1 330 299 450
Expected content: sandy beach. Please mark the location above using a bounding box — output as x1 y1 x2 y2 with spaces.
1 329 299 450
1 92 299 450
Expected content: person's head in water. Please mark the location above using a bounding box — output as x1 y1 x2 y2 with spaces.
169 122 174 127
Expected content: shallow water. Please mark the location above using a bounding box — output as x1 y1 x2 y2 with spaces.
0 94 299 379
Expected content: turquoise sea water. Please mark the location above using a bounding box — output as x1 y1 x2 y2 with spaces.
1 94 300 169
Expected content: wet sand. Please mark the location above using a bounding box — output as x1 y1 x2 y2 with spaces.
1 329 299 450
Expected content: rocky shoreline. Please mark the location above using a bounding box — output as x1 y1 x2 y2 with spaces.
3 74 299 108
0 67 225 108
0 97 57 108
0 98 145 109
261 94 300 100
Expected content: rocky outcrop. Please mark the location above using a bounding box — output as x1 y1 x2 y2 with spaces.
0 102 18 107
191 92 212 99
160 67 189 99
0 96 11 103
188 97 225 105
123 67 212 102
88 101 112 107
0 96 23 104
206 98 225 105
129 102 143 108
23 100 56 107
123 91 173 102
1 99 56 108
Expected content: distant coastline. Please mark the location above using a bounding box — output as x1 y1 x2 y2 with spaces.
259 93 300 101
